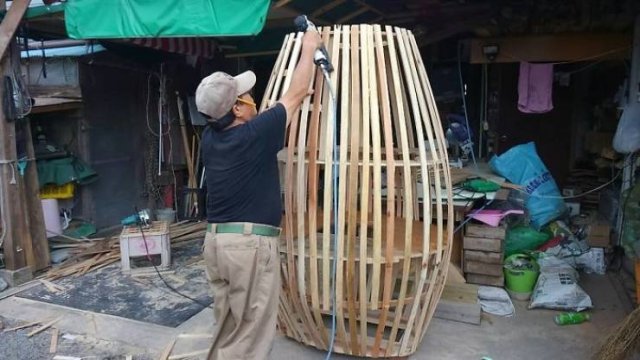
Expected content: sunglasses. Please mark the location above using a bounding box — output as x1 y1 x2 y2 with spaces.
236 97 256 108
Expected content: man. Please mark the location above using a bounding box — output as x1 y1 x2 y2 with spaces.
195 30 322 360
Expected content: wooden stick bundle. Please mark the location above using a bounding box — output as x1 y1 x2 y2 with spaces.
44 222 207 280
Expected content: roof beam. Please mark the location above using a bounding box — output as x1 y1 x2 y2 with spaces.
0 0 31 59
353 0 384 17
311 0 347 18
273 0 295 8
336 7 369 24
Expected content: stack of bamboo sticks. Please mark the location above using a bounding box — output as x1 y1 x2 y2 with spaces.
44 221 207 280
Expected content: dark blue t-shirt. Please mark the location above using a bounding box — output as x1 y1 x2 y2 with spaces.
202 103 286 227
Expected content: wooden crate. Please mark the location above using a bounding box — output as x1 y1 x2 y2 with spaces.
464 261 503 277
466 273 505 287
465 223 506 239
463 224 505 286
463 236 503 252
119 221 171 272
464 250 502 264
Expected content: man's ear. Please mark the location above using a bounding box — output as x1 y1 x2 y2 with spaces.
231 104 241 117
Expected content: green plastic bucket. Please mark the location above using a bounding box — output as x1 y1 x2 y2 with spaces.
503 254 540 300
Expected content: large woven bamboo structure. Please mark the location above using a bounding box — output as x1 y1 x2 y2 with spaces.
260 25 454 358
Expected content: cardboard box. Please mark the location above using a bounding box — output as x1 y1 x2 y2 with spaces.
588 221 611 248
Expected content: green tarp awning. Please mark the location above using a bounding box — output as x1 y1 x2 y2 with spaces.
64 0 270 39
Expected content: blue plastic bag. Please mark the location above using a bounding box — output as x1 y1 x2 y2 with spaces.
489 142 565 229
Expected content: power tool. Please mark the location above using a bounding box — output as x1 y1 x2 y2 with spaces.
294 15 334 73
121 208 152 227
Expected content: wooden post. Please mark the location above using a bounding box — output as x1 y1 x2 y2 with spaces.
0 0 42 284
0 60 28 272
22 120 50 270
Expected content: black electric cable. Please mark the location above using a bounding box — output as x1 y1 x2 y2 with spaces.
134 208 213 310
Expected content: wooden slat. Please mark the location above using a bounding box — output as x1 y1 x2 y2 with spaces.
379 22 413 356
357 23 372 356
259 33 291 111
346 24 362 356
306 30 327 347
366 24 383 314
382 23 435 353
395 28 453 352
335 24 350 350
282 31 325 348
371 23 395 356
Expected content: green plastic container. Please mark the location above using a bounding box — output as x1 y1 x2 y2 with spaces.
503 254 540 300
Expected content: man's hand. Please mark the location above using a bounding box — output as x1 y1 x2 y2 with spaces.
302 30 322 51
279 29 324 125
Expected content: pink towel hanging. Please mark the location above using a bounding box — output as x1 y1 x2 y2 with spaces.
518 62 554 114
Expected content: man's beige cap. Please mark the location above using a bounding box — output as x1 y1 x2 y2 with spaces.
195 70 256 119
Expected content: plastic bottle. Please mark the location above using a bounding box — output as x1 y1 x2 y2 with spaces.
554 312 591 325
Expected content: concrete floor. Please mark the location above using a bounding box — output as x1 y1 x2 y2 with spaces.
268 273 631 360
0 271 631 359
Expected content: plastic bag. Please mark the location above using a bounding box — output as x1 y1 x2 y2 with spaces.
489 142 566 229
478 286 515 317
529 255 592 311
613 102 640 153
505 225 551 257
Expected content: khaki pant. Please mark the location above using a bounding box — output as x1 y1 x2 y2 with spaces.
203 224 280 360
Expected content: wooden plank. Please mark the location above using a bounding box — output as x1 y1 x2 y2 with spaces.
466 273 504 287
159 338 176 360
27 317 60 337
464 261 503 277
49 328 59 353
463 236 503 252
3 320 39 332
464 250 502 264
434 283 481 325
470 33 632 64
167 349 208 360
447 262 466 284
465 224 506 239
23 120 50 270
